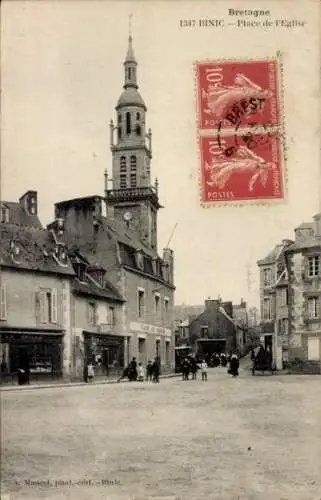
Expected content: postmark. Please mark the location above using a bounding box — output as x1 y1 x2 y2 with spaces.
199 134 283 204
196 58 280 130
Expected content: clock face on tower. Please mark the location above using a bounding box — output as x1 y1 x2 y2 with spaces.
123 211 133 222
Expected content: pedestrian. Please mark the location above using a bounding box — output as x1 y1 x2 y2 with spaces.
229 354 239 377
181 358 190 381
190 357 198 380
83 363 88 383
152 357 160 383
199 359 208 381
137 362 145 382
250 347 255 361
128 357 138 381
146 360 153 382
87 362 95 382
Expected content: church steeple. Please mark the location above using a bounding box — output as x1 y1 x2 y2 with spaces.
106 26 162 251
124 35 138 90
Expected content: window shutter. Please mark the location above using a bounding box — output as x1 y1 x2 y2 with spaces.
39 291 46 323
0 286 7 320
51 288 58 323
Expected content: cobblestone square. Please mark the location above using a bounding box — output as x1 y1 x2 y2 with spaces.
1 369 321 500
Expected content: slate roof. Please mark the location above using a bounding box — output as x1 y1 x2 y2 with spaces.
285 238 321 253
0 223 75 276
72 278 124 302
1 201 42 228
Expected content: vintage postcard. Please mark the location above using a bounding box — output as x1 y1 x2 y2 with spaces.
1 1 320 500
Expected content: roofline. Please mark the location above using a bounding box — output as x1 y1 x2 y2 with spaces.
55 195 104 208
0 263 75 277
72 288 125 303
122 264 175 290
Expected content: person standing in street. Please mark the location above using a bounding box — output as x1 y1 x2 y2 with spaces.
199 360 208 381
137 362 145 382
87 362 95 382
152 357 160 383
229 354 239 377
146 360 153 382
190 357 198 380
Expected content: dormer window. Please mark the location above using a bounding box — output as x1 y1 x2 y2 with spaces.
152 258 158 275
53 245 68 267
1 206 9 223
30 197 36 214
10 241 20 263
135 251 144 271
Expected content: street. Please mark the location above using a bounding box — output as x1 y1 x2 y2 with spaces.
1 368 321 500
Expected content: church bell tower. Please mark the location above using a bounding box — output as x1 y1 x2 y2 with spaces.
106 30 162 251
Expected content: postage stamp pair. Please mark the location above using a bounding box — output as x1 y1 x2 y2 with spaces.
195 57 285 205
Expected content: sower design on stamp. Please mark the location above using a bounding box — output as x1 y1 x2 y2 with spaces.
196 59 280 130
200 134 283 203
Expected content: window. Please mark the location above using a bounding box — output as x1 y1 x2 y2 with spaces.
120 156 127 172
0 206 9 223
308 337 320 361
165 341 170 365
200 326 208 338
138 290 145 319
0 286 7 321
126 112 131 134
39 289 57 324
308 256 320 278
279 287 288 306
307 297 320 319
156 339 160 357
164 297 169 320
263 297 272 320
154 294 160 317
118 127 122 140
278 318 289 335
120 175 127 189
263 268 273 286
118 114 122 124
135 251 144 270
130 173 137 188
88 302 97 325
128 68 132 80
138 338 146 363
136 124 141 136
107 306 115 326
130 155 137 171
136 112 140 120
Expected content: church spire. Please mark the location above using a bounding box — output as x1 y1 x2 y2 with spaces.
124 15 138 89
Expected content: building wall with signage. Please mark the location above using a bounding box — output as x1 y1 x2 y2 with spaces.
122 269 175 371
70 293 124 377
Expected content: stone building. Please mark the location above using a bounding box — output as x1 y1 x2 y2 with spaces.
284 214 321 373
0 191 75 382
188 299 237 357
51 35 175 372
257 239 293 369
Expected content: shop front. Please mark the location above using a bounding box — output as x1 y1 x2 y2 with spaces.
0 328 64 384
83 331 124 377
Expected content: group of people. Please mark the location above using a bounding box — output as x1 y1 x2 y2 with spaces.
180 352 240 380
118 357 161 383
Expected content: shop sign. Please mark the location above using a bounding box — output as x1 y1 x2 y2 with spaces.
130 322 172 337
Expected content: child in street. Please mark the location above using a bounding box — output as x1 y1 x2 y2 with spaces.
199 360 208 381
137 362 145 382
87 362 95 382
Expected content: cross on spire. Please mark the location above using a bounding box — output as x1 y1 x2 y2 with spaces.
128 13 133 38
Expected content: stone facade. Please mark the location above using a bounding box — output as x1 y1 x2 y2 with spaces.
257 214 321 373
285 215 321 373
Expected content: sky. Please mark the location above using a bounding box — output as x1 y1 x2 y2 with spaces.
1 0 320 308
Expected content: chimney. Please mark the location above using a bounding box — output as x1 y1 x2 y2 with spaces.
313 213 321 238
162 248 174 285
19 190 38 216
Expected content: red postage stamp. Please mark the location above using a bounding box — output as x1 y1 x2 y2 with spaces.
196 59 280 131
199 133 283 204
